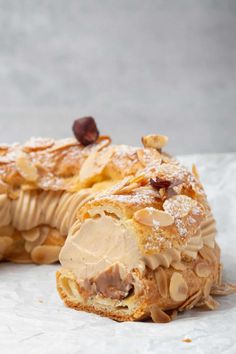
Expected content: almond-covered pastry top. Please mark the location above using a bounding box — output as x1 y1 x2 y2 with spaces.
77 159 210 253
0 136 164 195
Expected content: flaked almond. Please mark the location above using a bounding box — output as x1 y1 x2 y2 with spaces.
24 228 48 253
134 207 174 228
79 148 112 185
163 195 199 219
169 272 188 302
192 164 200 179
150 305 171 323
137 148 161 167
171 261 187 271
31 245 61 264
195 262 211 278
142 134 168 150
199 246 217 264
154 267 168 298
210 282 236 296
16 153 38 182
22 228 40 242
218 263 223 285
23 138 54 152
179 289 202 311
49 138 79 152
203 278 212 298
204 296 220 310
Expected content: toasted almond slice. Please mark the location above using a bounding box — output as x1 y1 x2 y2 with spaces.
31 245 61 264
179 289 202 311
49 138 79 152
79 148 112 185
169 272 188 302
218 263 223 285
23 138 54 152
199 246 217 264
16 153 38 182
195 262 211 278
154 267 168 298
22 228 40 242
210 282 236 296
150 305 171 323
163 195 199 219
137 148 162 167
203 278 213 298
171 261 187 271
134 207 174 228
204 296 220 310
142 135 168 149
192 164 200 179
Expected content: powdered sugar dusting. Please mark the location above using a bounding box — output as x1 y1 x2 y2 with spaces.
163 195 198 218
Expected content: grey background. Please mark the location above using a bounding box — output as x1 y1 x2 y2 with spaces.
0 0 235 154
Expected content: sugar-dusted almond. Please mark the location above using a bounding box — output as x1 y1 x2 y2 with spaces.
137 148 161 167
154 267 168 298
195 262 211 278
169 272 188 302
150 304 171 323
142 134 168 149
22 228 40 242
163 195 199 219
49 138 79 152
16 153 38 182
134 207 174 228
79 148 112 185
23 137 54 152
31 245 61 264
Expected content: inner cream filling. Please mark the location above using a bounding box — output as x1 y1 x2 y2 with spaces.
60 212 144 280
60 210 216 283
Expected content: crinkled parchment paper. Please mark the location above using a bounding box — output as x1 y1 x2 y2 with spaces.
0 153 236 354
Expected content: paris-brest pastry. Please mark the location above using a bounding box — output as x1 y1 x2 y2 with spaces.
0 117 235 322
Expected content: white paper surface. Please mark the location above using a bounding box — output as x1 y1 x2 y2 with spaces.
1 153 236 354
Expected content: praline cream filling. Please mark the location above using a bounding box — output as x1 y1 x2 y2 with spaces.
59 209 216 285
59 212 145 280
0 190 92 235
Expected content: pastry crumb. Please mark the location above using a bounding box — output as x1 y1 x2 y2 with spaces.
182 338 192 343
38 299 43 303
